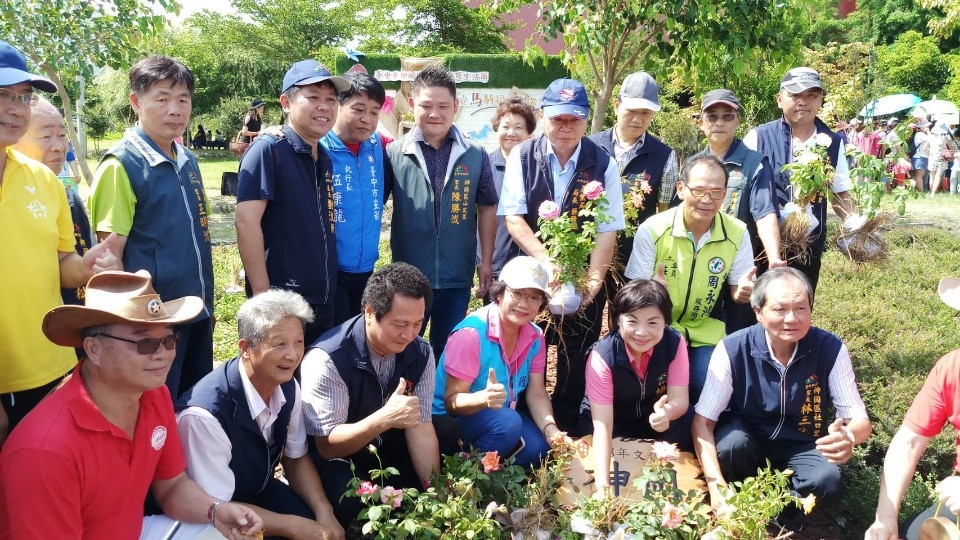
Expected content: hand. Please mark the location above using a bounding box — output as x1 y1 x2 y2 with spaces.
381 378 421 429
213 502 263 540
648 395 670 433
477 261 493 300
262 125 284 138
768 256 788 269
546 427 571 447
734 266 757 303
863 517 898 540
653 264 668 290
541 259 561 288
815 417 855 464
591 485 611 501
707 481 729 510
291 515 344 540
317 508 345 540
482 368 507 409
580 278 603 309
936 476 960 514
84 232 120 276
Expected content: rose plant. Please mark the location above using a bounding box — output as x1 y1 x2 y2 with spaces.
621 174 653 238
779 133 836 261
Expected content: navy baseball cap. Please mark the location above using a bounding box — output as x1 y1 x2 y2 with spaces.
780 67 827 95
701 89 740 111
540 79 590 119
282 60 349 94
0 40 56 92
619 71 661 111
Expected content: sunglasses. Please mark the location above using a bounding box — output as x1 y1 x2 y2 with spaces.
95 332 179 354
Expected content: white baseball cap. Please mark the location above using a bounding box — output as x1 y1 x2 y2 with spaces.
499 256 551 296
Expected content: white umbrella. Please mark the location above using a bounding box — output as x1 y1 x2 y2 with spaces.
913 99 959 126
858 93 922 117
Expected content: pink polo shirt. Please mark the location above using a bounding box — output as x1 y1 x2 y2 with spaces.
443 303 546 384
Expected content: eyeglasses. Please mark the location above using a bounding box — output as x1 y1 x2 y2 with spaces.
703 112 738 123
506 287 545 305
683 182 726 201
95 332 179 354
0 88 39 106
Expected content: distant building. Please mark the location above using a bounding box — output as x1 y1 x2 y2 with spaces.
464 0 565 54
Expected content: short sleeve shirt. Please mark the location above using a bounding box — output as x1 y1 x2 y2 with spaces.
586 335 690 406
903 350 960 473
0 368 185 539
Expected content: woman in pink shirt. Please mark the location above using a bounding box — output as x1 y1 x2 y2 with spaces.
585 279 689 495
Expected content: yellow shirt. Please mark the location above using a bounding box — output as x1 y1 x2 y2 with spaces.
0 147 77 393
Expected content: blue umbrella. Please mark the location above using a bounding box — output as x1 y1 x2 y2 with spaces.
858 93 922 118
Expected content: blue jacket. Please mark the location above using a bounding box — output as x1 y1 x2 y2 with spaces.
753 117 842 257
103 127 214 315
320 131 386 274
721 323 842 442
237 125 338 305
176 358 296 501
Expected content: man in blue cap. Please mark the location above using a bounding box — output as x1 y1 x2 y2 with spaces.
236 60 350 344
0 40 119 445
499 78 625 434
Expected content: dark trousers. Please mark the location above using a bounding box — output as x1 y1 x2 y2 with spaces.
546 285 607 436
1 374 67 430
715 416 842 528
420 287 471 361
168 317 214 398
306 302 336 346
334 271 372 326
313 439 421 527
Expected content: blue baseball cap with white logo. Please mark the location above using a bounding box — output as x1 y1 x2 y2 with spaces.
0 40 56 92
282 60 349 94
540 78 590 119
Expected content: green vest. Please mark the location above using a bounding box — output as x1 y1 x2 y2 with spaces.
387 133 484 288
647 207 746 347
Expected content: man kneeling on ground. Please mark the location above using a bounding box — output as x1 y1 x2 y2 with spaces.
177 289 344 539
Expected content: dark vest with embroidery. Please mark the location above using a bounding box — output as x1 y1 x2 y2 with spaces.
754 117 842 256
592 327 682 438
177 358 295 501
721 324 842 442
517 135 612 259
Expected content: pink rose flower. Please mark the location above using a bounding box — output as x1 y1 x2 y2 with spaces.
631 191 645 209
538 200 561 220
640 179 652 195
661 503 684 528
481 451 500 473
379 486 403 510
651 440 679 462
357 481 379 495
583 180 604 200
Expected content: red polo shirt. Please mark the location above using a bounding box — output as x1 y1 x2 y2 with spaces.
0 366 185 539
904 350 960 474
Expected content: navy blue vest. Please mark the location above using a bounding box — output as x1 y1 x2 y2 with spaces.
590 129 672 265
754 117 842 256
176 358 295 501
721 324 842 442
308 315 430 455
517 135 612 251
591 327 682 439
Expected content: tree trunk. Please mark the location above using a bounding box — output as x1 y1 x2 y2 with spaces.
591 86 613 135
42 66 94 187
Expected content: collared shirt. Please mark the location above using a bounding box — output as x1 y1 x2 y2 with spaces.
299 345 436 437
175 365 309 501
585 334 690 406
612 131 679 206
410 126 498 228
624 207 754 283
743 126 852 194
442 303 547 385
695 332 868 422
497 139 626 233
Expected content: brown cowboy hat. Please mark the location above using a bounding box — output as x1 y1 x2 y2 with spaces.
43 270 204 347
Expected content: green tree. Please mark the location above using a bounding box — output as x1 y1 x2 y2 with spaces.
84 105 112 154
918 0 960 39
491 0 806 133
876 30 951 98
0 0 179 185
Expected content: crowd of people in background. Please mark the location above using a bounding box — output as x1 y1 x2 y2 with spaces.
2 33 960 540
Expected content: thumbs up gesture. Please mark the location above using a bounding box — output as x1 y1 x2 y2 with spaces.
815 417 855 464
734 266 757 304
381 377 421 429
483 368 507 409
83 232 121 276
648 394 670 432
653 264 668 290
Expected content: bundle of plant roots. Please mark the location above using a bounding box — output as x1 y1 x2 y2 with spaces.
836 213 892 263
780 196 816 265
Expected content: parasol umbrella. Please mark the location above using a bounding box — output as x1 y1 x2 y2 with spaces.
858 93 922 118
912 99 959 126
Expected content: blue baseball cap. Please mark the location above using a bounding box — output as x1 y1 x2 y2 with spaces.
540 79 590 119
281 60 349 94
0 40 56 92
